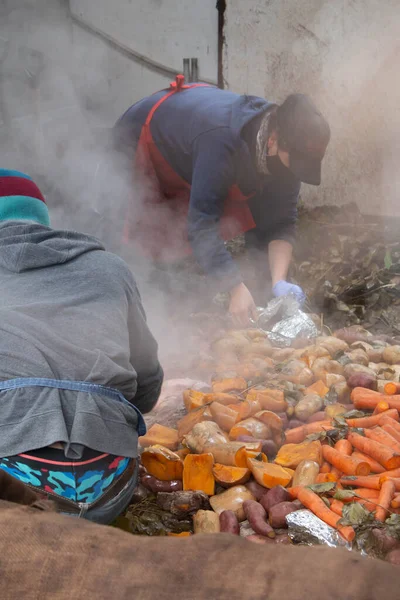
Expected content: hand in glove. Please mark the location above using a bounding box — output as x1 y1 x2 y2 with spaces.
272 280 306 305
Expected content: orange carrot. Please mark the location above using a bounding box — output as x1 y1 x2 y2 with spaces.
284 421 332 444
375 479 396 521
322 445 370 476
342 488 380 511
320 460 331 474
347 431 400 471
379 476 400 492
352 451 385 474
364 427 400 453
335 439 353 455
316 472 338 483
346 409 399 428
293 487 355 542
352 388 400 411
384 382 400 396
340 475 381 490
330 499 344 516
373 400 390 415
382 423 400 445
380 467 400 478
391 494 400 509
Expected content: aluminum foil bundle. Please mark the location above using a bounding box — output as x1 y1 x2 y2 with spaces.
254 295 318 346
286 509 349 548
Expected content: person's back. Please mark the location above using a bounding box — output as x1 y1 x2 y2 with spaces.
0 169 163 523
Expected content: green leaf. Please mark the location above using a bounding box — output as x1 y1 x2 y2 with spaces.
333 415 348 428
384 249 393 270
334 489 357 501
306 431 327 442
339 503 372 527
342 410 365 419
307 482 336 494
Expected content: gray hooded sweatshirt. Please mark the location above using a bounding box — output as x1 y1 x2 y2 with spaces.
0 221 163 459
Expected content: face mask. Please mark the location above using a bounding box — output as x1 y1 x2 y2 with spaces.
265 154 293 179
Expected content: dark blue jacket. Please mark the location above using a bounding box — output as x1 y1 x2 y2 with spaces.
114 86 300 290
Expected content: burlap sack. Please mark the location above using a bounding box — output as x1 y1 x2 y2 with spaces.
0 494 398 600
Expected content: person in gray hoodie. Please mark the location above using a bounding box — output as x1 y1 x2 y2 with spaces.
0 169 163 524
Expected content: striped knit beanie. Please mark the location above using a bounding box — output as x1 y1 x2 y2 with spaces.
0 169 50 226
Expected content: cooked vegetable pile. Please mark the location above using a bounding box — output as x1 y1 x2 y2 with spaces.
134 325 400 564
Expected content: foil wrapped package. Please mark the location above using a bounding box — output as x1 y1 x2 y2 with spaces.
254 295 318 346
286 510 349 548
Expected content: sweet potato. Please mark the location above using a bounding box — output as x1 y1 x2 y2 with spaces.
209 402 239 432
184 422 227 453
140 445 184 481
177 406 212 440
183 389 207 412
183 453 215 495
209 485 255 521
203 442 249 468
268 501 299 528
245 480 268 501
247 459 294 489
236 436 277 459
139 424 179 450
247 388 288 413
347 373 377 390
259 485 291 513
370 528 400 554
212 464 251 487
203 392 240 406
292 460 320 487
386 549 400 565
286 419 305 430
229 418 271 441
235 398 262 420
275 441 322 469
219 510 240 534
243 499 275 538
344 363 377 381
140 474 183 493
193 510 220 534
295 393 323 422
305 380 329 397
212 377 247 394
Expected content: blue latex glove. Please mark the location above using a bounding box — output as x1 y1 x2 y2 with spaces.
272 280 306 305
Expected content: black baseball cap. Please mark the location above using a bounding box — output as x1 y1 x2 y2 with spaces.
277 94 330 185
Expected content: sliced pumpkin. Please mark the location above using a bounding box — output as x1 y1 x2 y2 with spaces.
274 440 322 469
212 464 251 487
247 458 294 489
183 453 215 495
212 377 247 394
139 424 179 450
229 417 271 441
141 445 184 481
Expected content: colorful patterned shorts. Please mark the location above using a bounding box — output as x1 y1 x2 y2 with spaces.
0 447 130 505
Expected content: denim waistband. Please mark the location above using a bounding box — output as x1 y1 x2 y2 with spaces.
0 377 146 436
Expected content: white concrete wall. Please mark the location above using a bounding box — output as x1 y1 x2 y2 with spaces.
223 0 400 216
69 0 218 83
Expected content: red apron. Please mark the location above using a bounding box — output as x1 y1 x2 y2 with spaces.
123 74 256 262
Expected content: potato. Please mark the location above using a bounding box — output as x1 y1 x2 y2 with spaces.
294 393 323 422
219 510 240 535
280 360 314 386
325 403 348 419
292 460 320 487
259 485 290 513
383 346 400 365
193 510 220 534
243 500 275 538
209 485 255 522
366 344 387 363
330 381 351 403
268 501 299 528
345 349 369 366
312 358 344 384
316 336 349 355
343 363 377 381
